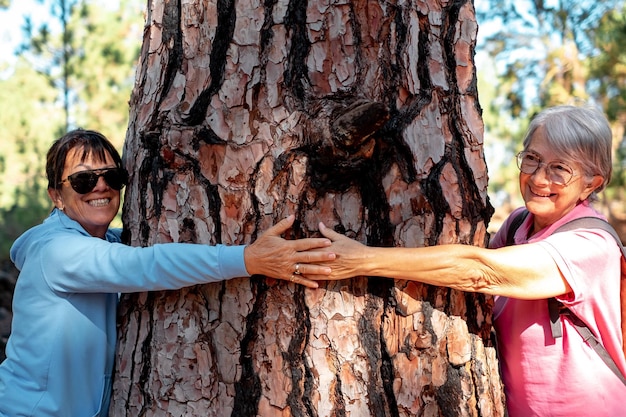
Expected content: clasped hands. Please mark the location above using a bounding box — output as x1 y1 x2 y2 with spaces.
244 215 365 288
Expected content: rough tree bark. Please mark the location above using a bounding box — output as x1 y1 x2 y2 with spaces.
112 0 503 416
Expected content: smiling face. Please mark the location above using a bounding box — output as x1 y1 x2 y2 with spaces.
519 127 603 233
47 147 121 238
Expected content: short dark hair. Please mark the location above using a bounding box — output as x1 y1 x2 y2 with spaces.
46 129 124 189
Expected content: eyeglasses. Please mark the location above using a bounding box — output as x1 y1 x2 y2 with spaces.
60 168 128 194
515 151 577 186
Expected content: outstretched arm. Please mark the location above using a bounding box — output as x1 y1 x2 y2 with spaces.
312 222 571 299
244 215 335 289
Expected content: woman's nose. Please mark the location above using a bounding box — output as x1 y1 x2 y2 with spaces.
530 163 551 183
93 175 109 191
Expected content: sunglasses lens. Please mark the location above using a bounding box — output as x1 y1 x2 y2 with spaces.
103 169 127 190
69 172 98 194
67 168 128 194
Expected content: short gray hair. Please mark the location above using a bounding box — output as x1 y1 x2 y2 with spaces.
522 105 613 199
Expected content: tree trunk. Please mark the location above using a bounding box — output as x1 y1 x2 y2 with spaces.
112 0 502 416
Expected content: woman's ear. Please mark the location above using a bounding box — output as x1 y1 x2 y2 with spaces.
581 175 604 200
48 188 64 210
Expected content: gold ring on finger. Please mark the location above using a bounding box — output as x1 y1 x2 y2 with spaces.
290 274 297 282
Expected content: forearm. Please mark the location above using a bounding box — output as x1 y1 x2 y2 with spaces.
334 243 569 299
341 245 491 291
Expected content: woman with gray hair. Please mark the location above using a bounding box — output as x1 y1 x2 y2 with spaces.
310 106 625 416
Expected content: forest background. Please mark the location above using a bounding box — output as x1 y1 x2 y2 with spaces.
1 0 625 360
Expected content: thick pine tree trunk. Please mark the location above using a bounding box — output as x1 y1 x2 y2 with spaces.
112 0 503 415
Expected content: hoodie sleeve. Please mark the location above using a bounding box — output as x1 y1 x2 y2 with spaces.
40 232 250 293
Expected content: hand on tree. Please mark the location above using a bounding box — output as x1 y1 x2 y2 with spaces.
244 215 335 288
302 222 370 281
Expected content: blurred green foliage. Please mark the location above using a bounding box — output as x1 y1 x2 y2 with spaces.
0 59 62 256
590 4 626 195
476 0 626 214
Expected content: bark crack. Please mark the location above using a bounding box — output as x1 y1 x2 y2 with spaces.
379 306 401 417
137 131 172 244
137 295 156 416
231 280 264 417
284 0 311 103
184 0 237 125
286 286 315 417
159 0 184 113
359 288 401 417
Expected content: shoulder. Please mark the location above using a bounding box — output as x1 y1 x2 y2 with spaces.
27 215 115 264
537 225 621 292
10 213 64 269
489 207 528 249
539 203 617 255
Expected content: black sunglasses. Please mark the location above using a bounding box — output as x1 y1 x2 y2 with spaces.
60 168 128 194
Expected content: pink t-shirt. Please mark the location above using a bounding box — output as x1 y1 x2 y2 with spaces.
490 202 626 416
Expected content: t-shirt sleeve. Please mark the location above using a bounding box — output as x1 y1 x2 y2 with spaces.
536 228 621 324
41 233 249 293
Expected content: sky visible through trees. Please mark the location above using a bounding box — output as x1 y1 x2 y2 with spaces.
0 0 122 64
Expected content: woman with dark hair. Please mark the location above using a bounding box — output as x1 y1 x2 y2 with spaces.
0 129 333 417
310 106 626 416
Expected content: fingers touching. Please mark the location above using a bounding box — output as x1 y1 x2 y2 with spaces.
244 217 361 288
318 222 342 240
244 216 335 287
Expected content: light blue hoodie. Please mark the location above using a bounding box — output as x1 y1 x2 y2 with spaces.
0 209 249 416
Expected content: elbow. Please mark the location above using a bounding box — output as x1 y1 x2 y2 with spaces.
457 268 501 295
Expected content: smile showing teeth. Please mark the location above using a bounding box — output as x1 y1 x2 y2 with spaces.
89 198 110 207
531 189 553 198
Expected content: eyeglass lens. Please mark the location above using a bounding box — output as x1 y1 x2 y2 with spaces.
67 168 128 194
516 152 574 185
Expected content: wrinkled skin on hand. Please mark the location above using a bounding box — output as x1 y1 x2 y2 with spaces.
243 215 335 288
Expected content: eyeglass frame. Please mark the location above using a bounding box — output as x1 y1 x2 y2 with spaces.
59 167 128 194
515 151 580 186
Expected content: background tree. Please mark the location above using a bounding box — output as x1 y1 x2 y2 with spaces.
20 0 81 131
475 0 626 229
112 0 503 416
19 0 142 146
0 59 61 257
589 4 626 188
475 0 621 115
